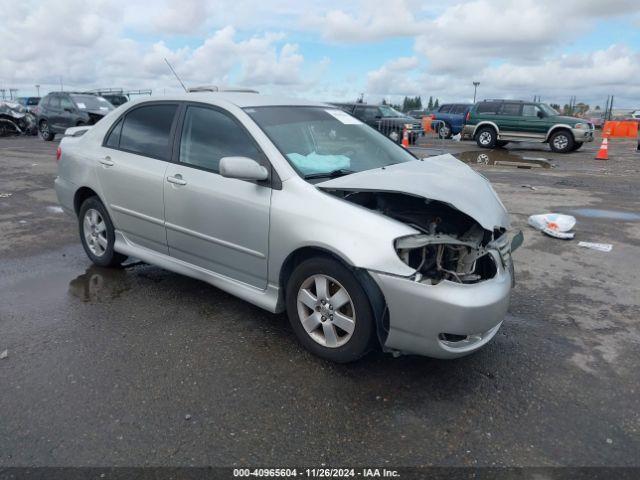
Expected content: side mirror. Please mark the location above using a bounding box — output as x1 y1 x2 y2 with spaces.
219 157 269 182
537 110 545 119
64 108 74 113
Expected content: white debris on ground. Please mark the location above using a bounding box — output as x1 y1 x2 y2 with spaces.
46 205 64 214
0 349 8 359
578 241 613 252
0 193 12 198
528 213 576 239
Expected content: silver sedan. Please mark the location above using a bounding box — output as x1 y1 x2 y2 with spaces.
55 93 520 363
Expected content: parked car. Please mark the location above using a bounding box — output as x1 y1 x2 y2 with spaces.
99 94 129 107
55 93 519 363
463 100 595 153
331 103 422 144
431 103 473 139
37 92 115 141
587 112 605 129
407 109 426 119
0 101 37 136
16 96 41 113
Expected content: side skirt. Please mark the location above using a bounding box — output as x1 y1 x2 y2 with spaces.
114 231 282 313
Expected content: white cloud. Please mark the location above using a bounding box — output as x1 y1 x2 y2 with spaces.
366 57 421 95
305 0 428 42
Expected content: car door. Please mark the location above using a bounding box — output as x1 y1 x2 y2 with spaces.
47 94 63 132
97 102 179 254
519 104 547 139
497 102 522 137
163 104 271 289
59 96 77 131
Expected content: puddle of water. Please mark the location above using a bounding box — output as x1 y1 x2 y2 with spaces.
455 150 552 169
68 266 131 303
570 208 640 221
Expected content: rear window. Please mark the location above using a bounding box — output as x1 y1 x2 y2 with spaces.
476 102 500 114
119 104 178 160
70 95 114 111
27 98 40 106
438 105 452 113
451 105 468 114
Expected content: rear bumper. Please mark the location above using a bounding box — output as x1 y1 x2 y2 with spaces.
371 251 512 359
54 176 77 216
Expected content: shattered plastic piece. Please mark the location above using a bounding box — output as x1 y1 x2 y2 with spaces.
0 349 7 359
528 213 576 240
0 193 12 198
521 184 537 190
578 241 612 252
46 206 64 214
452 133 462 142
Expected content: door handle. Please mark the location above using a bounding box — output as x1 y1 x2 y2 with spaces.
167 175 187 186
99 156 114 167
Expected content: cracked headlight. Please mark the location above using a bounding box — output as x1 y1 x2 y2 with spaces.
574 123 590 130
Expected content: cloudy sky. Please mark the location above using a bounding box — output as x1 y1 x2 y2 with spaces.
2 0 640 107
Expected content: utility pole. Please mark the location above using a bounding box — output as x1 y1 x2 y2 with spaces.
473 81 480 103
35 84 40 96
60 77 63 91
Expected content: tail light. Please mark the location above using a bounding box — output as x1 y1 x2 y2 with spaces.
430 114 435 119
56 147 61 162
465 111 471 122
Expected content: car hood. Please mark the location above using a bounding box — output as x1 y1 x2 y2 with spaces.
551 115 585 125
317 154 510 231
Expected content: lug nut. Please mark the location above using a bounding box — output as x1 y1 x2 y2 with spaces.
321 299 326 305
329 305 333 310
321 316 326 321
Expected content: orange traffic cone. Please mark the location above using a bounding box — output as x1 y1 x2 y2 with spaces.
595 138 608 160
401 128 409 148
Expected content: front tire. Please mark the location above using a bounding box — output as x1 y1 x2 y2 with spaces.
549 130 575 153
286 257 375 363
39 120 55 141
78 197 127 268
475 126 497 148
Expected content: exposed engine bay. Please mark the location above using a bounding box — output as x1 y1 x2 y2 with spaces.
329 190 508 284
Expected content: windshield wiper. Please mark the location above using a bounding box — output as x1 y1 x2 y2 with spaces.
303 168 356 180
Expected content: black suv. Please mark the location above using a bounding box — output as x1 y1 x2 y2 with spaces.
332 103 421 143
37 92 115 141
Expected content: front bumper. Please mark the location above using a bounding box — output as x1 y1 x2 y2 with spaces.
571 128 595 142
371 250 512 359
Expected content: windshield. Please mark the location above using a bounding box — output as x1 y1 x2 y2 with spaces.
245 106 415 179
70 95 114 111
378 105 405 117
540 103 559 116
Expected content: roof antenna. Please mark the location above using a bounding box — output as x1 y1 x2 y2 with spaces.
164 58 188 93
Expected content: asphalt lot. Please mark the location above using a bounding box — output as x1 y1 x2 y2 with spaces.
0 133 639 467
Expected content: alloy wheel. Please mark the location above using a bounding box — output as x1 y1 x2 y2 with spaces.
83 208 108 257
553 134 569 150
479 131 492 145
296 274 356 348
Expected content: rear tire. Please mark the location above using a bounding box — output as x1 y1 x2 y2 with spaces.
286 257 375 363
78 197 127 268
549 130 575 153
438 122 452 139
39 120 54 141
475 126 497 148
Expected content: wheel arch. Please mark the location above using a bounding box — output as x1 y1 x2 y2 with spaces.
278 245 389 348
473 121 499 138
545 124 574 141
73 186 102 216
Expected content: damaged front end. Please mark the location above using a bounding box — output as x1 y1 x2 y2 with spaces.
330 190 519 285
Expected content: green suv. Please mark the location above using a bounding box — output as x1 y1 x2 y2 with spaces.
462 100 595 153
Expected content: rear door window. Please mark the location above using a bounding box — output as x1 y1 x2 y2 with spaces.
477 102 499 114
119 104 178 160
500 103 522 116
48 96 61 109
104 118 123 148
451 105 467 114
439 105 452 113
